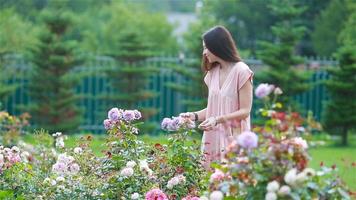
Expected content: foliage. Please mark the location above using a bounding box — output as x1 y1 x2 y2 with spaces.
26 10 84 133
0 8 39 102
311 0 351 57
338 1 356 47
256 0 310 106
201 0 276 54
80 1 178 55
323 45 356 146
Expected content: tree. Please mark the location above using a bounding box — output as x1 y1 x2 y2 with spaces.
323 46 356 146
0 9 38 103
202 0 276 55
323 2 356 146
338 1 356 47
106 29 159 132
27 10 83 133
256 0 310 106
311 0 350 57
80 1 178 55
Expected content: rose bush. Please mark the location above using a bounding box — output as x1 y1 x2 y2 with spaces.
201 84 351 200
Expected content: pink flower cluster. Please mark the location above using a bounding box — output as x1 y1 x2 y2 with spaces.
52 153 80 176
210 169 225 183
255 83 283 99
0 146 23 172
103 108 142 130
145 188 168 200
161 116 195 131
237 131 258 149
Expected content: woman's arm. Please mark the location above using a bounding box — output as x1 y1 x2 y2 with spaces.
216 80 253 123
195 108 207 122
179 108 207 122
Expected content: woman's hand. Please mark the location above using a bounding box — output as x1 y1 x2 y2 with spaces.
198 117 217 131
179 112 195 121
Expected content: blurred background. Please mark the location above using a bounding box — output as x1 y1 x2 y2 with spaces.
0 0 355 188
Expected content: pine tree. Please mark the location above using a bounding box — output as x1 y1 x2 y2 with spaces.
0 9 37 105
27 11 83 133
257 0 310 105
106 30 159 132
323 45 356 146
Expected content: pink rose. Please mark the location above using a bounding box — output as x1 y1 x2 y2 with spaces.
145 188 168 200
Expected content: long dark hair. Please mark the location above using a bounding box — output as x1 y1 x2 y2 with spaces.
202 26 241 71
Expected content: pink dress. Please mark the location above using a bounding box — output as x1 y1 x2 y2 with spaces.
202 61 254 168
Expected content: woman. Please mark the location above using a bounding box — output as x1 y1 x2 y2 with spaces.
180 26 254 169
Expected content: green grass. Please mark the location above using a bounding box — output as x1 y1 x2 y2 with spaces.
22 132 356 191
309 142 356 191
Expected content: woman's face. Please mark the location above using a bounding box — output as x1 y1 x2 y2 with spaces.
203 41 219 63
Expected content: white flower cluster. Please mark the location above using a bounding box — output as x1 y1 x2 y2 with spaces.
265 167 316 200
139 159 153 176
167 174 186 189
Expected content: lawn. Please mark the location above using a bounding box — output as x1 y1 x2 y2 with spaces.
23 132 356 191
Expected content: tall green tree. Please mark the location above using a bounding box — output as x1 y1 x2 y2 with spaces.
0 9 38 103
27 10 83 133
106 29 159 132
256 0 310 105
323 46 356 146
323 2 356 146
312 0 350 57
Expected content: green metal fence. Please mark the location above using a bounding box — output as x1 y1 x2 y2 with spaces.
2 54 336 134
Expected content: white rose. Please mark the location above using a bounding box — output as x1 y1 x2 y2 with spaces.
266 180 280 192
278 185 291 196
284 168 297 186
50 179 57 186
131 192 139 199
126 161 137 168
296 172 307 184
73 147 83 154
167 182 174 189
139 160 149 169
11 146 20 153
120 167 134 177
20 151 30 162
170 177 179 185
265 192 277 200
210 191 223 200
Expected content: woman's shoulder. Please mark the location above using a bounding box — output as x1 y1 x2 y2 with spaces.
235 61 252 72
235 61 254 79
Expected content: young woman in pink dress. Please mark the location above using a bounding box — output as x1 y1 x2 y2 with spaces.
180 26 254 169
